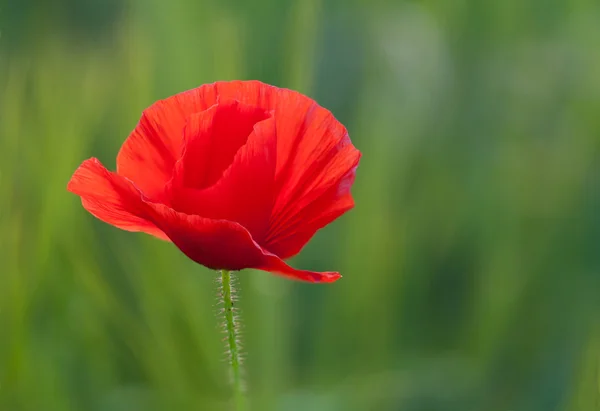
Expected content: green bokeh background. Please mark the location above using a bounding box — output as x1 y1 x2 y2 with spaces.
1 0 599 410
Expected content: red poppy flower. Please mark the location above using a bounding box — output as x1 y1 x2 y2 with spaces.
67 81 360 282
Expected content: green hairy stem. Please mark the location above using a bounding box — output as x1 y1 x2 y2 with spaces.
219 270 246 411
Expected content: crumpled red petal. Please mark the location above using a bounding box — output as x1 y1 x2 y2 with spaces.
265 135 361 258
116 110 181 202
175 99 270 189
115 82 277 201
171 115 277 242
142 202 340 282
264 166 357 259
67 158 168 240
196 81 361 259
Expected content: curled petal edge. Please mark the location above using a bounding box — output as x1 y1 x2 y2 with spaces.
142 203 341 283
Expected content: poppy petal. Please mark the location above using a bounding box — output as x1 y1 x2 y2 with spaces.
174 99 270 190
205 82 361 258
67 158 168 240
172 116 277 242
257 254 342 283
208 81 349 188
133 81 279 196
265 143 361 257
142 202 340 282
264 186 355 260
116 88 216 200
193 81 361 260
141 202 265 270
207 81 276 112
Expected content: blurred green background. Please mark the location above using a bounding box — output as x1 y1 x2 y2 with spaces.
1 0 599 410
